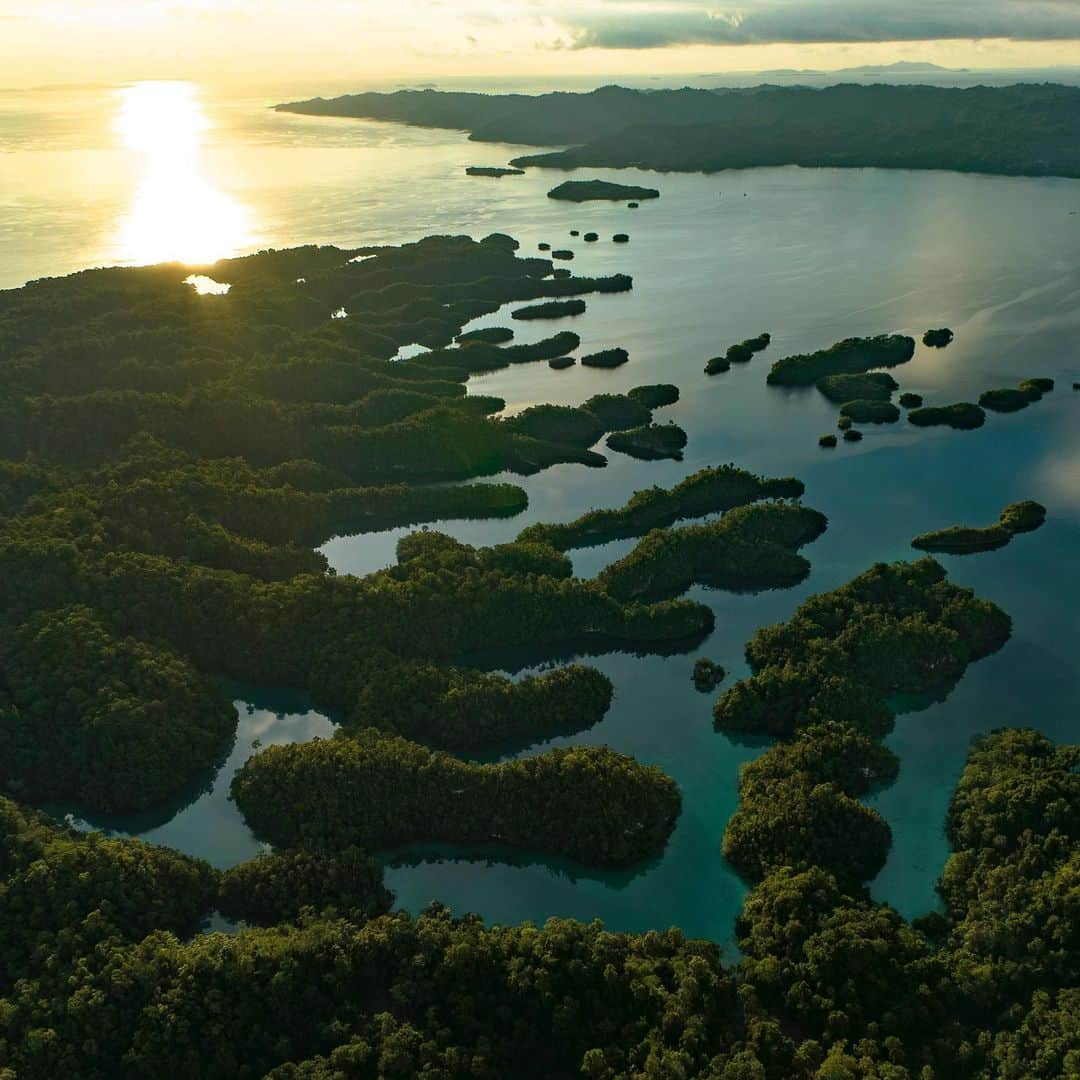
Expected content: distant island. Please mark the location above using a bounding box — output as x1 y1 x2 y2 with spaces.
276 83 1080 180
548 179 660 202
466 166 524 177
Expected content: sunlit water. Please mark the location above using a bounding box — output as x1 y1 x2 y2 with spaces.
6 82 1080 949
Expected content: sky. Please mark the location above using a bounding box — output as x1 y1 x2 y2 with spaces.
3 0 1080 89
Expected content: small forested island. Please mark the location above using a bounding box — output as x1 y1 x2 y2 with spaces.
465 166 524 177
714 558 1011 739
519 464 803 551
597 502 828 601
692 658 725 692
613 232 630 243
816 371 898 402
819 434 837 447
581 346 630 368
768 334 915 386
606 422 688 461
457 325 514 344
548 355 575 369
232 730 680 868
706 333 771 375
922 327 955 347
912 499 1047 554
838 398 901 424
979 376 1055 412
899 391 924 408
843 428 863 442
908 401 987 429
511 298 586 320
504 386 673 447
547 179 660 202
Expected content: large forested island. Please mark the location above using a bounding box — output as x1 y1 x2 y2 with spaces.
276 83 1080 178
0 234 1075 1078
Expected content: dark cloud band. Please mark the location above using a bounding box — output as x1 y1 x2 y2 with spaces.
566 0 1080 48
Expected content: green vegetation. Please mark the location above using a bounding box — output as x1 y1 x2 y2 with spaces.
613 233 629 243
913 499 1047 554
768 334 916 387
584 232 599 242
3 225 1074 1077
547 179 660 202
597 502 828 601
0 605 235 813
627 382 679 409
819 434 837 447
519 464 804 551
724 723 898 883
457 325 514 344
505 404 604 446
465 165 523 177
908 402 986 429
552 249 574 260
580 392 650 429
899 391 924 408
923 327 954 347
715 558 1011 739
692 658 725 692
839 398 901 423
285 84 1080 181
606 423 687 461
511 299 586 321
1 720 1076 1078
816 371 898 403
232 730 681 868
218 848 393 926
706 333 771 375
581 346 629 368
842 428 863 442
548 355 575 369
979 377 1054 412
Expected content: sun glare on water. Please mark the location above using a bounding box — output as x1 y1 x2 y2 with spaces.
114 81 254 266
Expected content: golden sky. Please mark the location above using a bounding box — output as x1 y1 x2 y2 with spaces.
3 1 1080 89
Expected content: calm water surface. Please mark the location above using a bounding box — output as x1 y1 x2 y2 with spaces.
10 82 1079 950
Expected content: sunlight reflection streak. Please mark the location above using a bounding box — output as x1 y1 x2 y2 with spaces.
114 81 254 266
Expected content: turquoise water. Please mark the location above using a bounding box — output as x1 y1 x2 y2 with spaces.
8 83 1079 949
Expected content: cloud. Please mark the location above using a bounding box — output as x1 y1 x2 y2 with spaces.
562 0 1080 49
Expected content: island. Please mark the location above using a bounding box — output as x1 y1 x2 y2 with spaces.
627 383 679 408
518 465 804 551
816 371 898 403
922 327 955 347
979 377 1054 412
597 502 828 601
232 730 682 869
512 299 587 321
548 179 661 202
277 84 1080 181
606 423 688 461
899 391 924 408
613 233 630 243
457 326 514 344
908 402 986 429
548 355 575 370
692 659 725 692
581 347 630 369
912 499 1047 554
768 334 916 386
706 333 771 375
839 399 900 423
466 166 524 177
